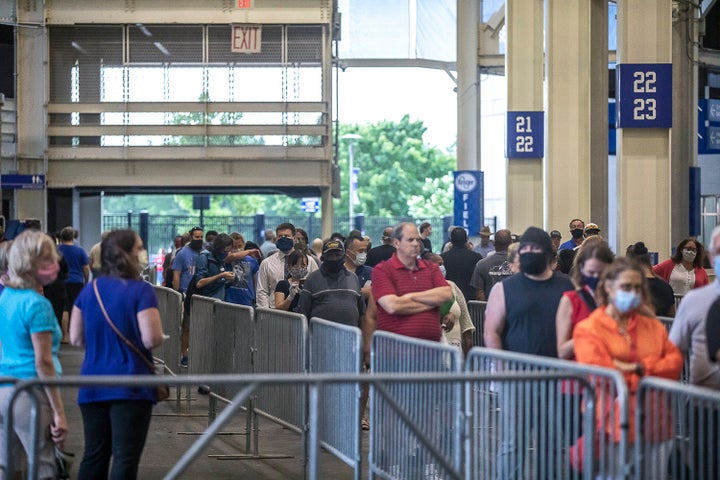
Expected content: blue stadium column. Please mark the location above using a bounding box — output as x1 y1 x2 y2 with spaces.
505 0 544 233
615 0 673 257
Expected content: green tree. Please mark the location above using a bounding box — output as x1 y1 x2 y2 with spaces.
336 115 455 217
105 116 457 218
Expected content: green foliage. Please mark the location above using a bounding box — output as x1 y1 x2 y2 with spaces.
104 115 457 217
335 115 455 217
407 173 454 218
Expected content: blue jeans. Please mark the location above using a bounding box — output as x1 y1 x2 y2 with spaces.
78 400 153 480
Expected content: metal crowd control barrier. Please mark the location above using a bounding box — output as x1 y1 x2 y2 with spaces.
636 377 720 480
369 331 464 480
212 303 254 400
152 285 183 376
466 347 630 480
254 308 308 432
188 295 220 377
308 318 362 480
467 300 487 347
2 372 594 480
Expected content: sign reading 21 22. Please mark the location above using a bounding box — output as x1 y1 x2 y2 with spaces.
506 111 544 158
616 63 672 128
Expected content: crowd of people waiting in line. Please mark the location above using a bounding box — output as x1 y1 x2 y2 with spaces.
0 217 719 478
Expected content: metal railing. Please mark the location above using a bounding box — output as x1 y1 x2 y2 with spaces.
152 286 183 380
253 308 308 434
636 377 720 480
467 300 487 347
308 318 362 479
369 331 464 480
466 347 630 479
2 371 599 480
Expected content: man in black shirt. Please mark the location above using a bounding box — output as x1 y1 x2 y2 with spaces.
484 226 574 480
365 227 396 267
440 227 482 303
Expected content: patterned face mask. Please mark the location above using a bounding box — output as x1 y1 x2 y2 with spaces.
289 266 307 279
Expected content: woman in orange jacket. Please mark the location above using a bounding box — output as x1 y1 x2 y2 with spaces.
573 257 683 479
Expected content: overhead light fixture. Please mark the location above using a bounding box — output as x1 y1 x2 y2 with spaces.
153 42 171 56
71 41 87 54
136 23 152 37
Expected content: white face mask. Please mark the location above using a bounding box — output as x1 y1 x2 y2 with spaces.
439 265 447 277
682 249 697 262
353 252 367 267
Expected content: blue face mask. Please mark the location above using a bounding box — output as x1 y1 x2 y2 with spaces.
276 236 294 253
614 289 642 314
715 256 720 277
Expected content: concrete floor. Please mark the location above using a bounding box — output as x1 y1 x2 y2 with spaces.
58 345 366 479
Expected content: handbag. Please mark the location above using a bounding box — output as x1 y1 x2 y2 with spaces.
93 280 170 402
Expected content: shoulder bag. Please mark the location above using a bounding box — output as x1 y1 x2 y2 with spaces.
93 280 169 401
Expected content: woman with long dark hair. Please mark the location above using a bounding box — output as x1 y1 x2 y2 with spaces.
70 229 165 479
653 237 709 296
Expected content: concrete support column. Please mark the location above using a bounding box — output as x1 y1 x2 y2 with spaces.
16 2 47 226
545 0 608 235
616 0 672 257
79 194 102 252
505 0 543 232
321 186 333 240
671 3 699 244
457 0 480 171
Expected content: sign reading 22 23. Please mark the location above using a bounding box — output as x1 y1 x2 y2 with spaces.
506 111 544 159
616 63 672 128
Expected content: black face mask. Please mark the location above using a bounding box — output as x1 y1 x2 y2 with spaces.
322 258 345 274
190 239 203 251
519 252 548 275
571 228 584 239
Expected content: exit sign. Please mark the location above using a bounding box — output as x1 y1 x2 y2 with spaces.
237 0 253 8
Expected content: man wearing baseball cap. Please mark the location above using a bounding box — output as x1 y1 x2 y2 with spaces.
296 239 365 327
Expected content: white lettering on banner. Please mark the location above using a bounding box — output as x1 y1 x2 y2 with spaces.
231 25 262 53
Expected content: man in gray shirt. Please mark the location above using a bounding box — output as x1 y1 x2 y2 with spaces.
469 229 512 301
669 225 720 388
669 225 720 478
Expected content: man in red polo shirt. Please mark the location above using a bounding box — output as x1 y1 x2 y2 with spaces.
370 222 453 341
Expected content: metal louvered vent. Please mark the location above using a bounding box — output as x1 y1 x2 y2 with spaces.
47 24 328 148
128 25 203 64
49 26 123 102
287 26 322 65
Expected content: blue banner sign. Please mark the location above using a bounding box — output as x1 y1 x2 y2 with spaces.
506 111 544 158
708 99 720 122
453 171 484 235
708 126 720 150
1 174 45 190
616 63 672 128
301 197 320 213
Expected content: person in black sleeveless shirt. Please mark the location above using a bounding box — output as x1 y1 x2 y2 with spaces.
484 226 574 480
